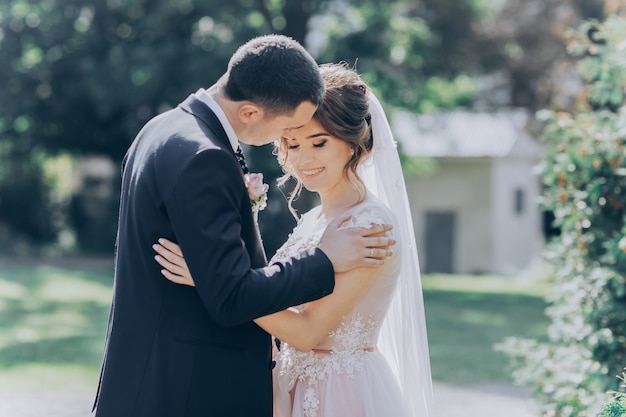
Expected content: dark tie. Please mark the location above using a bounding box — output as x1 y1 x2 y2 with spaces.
235 145 249 175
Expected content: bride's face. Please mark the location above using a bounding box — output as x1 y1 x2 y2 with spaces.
282 119 353 194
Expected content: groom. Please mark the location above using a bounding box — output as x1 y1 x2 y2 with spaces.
93 35 393 417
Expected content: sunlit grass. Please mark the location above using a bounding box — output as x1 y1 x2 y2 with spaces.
0 258 551 391
0 277 26 298
0 259 113 371
35 272 112 304
422 269 552 297
422 272 550 384
0 363 99 392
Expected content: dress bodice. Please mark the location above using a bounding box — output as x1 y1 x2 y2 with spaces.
271 198 403 417
271 198 401 349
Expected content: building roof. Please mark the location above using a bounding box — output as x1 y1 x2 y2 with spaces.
392 108 542 159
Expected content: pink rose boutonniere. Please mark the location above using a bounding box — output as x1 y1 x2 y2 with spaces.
244 173 269 213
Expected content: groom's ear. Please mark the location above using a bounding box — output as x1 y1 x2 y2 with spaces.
238 102 263 125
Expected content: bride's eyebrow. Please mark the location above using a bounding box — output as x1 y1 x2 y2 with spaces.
306 132 330 139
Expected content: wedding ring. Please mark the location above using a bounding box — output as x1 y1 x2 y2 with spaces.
369 248 374 257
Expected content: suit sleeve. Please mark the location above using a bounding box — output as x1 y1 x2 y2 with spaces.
165 148 335 327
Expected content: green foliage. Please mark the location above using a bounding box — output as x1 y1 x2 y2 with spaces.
315 0 480 112
498 15 626 417
0 0 258 248
0 0 604 249
0 0 488 249
598 372 626 417
0 145 59 247
0 0 485 160
0 0 250 160
600 401 626 417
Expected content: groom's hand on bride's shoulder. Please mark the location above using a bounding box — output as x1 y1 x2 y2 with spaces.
318 213 395 273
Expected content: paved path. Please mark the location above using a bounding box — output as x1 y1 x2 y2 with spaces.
0 383 538 417
434 383 537 417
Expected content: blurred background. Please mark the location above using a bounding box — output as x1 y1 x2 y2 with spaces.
1 0 626 416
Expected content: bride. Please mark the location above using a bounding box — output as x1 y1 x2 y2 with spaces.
153 63 435 417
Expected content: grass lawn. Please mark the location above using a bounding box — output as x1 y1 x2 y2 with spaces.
0 258 550 391
0 257 114 393
422 273 550 384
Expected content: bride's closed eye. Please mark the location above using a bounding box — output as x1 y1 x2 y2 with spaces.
283 137 300 150
313 139 328 148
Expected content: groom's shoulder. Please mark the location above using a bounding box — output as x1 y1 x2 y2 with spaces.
158 132 230 172
133 112 231 174
142 106 224 153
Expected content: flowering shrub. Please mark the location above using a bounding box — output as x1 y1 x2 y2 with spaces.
498 15 626 417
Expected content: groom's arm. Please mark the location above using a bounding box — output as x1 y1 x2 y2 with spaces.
165 148 335 327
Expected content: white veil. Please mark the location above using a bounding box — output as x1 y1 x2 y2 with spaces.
358 92 435 417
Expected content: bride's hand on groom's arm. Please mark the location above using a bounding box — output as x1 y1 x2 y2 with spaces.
153 211 396 285
317 213 395 273
152 239 196 287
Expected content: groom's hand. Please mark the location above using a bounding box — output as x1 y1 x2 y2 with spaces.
318 213 395 273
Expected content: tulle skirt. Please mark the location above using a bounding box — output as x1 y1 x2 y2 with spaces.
273 350 411 417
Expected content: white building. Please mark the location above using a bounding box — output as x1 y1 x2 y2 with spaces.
393 109 543 275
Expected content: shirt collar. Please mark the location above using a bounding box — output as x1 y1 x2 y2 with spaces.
194 88 239 152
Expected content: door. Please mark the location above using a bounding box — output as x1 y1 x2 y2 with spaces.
424 211 456 273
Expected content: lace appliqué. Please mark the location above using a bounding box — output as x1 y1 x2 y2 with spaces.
271 204 388 264
270 211 327 264
338 206 388 230
328 314 378 353
303 389 320 417
276 314 378 417
271 230 322 264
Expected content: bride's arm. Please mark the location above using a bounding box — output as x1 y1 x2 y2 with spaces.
254 266 379 351
153 238 382 352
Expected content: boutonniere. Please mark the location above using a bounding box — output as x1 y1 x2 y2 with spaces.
244 173 269 213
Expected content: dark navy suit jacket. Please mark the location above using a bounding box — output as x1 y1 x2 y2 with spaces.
93 94 334 417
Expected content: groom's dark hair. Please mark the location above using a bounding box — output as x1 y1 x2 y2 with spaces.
223 34 324 116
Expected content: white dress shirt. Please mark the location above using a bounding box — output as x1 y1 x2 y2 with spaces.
194 88 240 152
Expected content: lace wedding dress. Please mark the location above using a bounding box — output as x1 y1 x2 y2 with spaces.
271 197 413 417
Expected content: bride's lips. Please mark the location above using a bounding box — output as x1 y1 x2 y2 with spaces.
300 167 325 178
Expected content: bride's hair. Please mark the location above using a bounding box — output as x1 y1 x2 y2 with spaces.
275 62 374 218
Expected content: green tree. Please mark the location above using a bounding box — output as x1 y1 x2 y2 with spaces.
0 0 259 160
0 0 488 251
0 0 607 251
498 15 626 417
313 0 481 112
0 0 258 248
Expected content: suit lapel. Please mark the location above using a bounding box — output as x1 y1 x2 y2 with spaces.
179 94 234 154
179 94 267 267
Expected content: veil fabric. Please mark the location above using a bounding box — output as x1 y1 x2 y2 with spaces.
358 92 435 417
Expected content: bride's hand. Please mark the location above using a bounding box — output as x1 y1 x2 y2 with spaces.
152 238 196 287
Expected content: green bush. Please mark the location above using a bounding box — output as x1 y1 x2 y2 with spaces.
498 15 626 417
598 372 626 417
0 148 59 249
600 399 626 417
